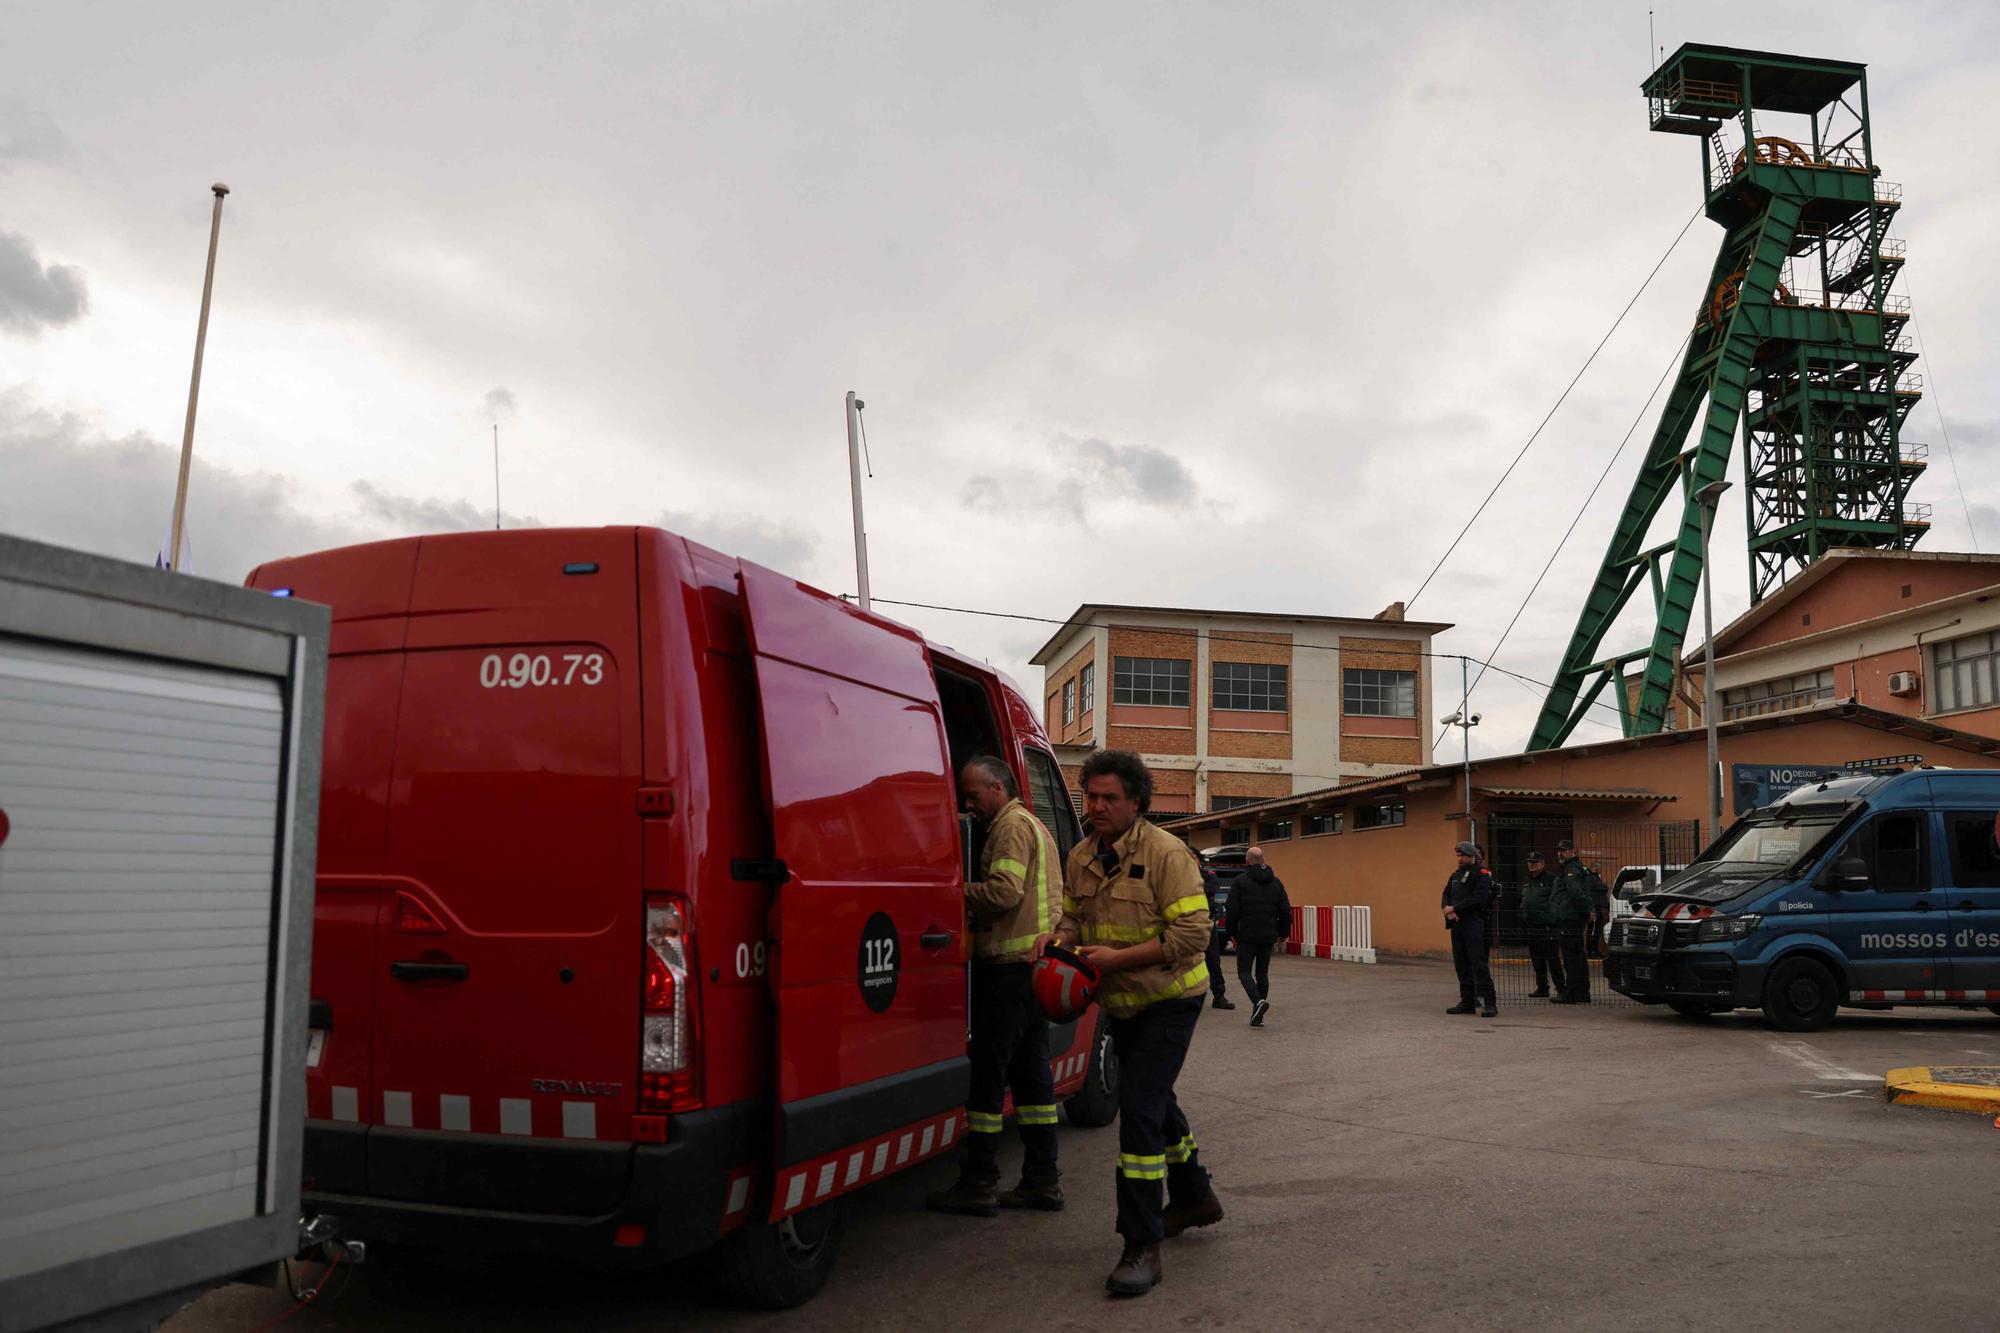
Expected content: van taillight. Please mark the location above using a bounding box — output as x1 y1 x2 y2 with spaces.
641 896 700 1112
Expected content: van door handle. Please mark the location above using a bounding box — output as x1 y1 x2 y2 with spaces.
1911 901 1933 913
390 960 470 982
919 930 954 950
1958 901 1978 911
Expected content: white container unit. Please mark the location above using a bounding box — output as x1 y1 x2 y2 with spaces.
0 536 326 1333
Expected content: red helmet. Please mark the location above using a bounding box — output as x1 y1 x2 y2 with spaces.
1032 942 1099 1022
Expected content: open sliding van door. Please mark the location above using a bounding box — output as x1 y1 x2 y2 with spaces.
735 563 968 1219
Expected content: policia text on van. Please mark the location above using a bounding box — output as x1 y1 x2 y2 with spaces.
1604 770 2000 1032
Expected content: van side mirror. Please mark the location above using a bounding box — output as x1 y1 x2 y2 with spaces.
1824 856 1870 892
1614 868 1648 889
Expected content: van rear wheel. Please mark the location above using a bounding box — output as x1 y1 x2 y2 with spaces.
711 1198 847 1309
1762 956 1839 1032
1063 1011 1120 1128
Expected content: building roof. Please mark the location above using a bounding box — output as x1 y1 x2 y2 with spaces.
1169 701 2000 833
1474 786 1676 803
1688 548 2000 666
1029 602 1453 665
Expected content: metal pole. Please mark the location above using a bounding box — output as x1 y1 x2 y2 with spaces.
1700 499 1722 840
845 390 870 611
492 423 501 530
1461 656 1473 843
168 183 229 572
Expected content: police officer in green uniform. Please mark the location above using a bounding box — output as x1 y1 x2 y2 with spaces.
1549 839 1603 1004
1520 850 1566 998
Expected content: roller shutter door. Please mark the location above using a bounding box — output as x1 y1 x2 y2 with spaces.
0 633 286 1281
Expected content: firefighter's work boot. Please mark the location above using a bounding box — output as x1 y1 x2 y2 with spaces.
1162 1188 1224 1238
1105 1243 1163 1296
925 1178 999 1218
996 1179 1065 1211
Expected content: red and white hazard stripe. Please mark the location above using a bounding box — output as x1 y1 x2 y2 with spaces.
767 1108 964 1223
1850 989 2000 1002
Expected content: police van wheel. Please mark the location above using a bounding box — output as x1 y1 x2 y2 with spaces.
1761 957 1839 1032
711 1198 847 1309
1667 1000 1725 1019
1063 1012 1120 1128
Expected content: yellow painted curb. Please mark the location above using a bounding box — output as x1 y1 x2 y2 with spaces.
1884 1065 2000 1115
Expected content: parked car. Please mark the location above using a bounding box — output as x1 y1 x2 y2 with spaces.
1199 844 1251 955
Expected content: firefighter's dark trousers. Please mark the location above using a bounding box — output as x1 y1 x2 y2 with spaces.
1450 921 1495 1004
963 962 1058 1187
1109 996 1209 1244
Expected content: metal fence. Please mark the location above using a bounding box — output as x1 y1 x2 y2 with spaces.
1480 814 1704 1008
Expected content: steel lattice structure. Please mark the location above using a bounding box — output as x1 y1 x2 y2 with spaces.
1529 43 1926 752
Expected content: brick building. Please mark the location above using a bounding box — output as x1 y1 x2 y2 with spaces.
1029 602 1451 815
1174 702 2000 958
1676 549 2000 739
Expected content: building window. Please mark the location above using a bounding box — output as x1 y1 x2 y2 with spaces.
1304 812 1343 836
1720 668 1834 721
1210 794 1261 812
1220 825 1249 846
1934 631 2000 715
1114 656 1191 707
1257 818 1293 842
1344 668 1417 718
1079 662 1095 714
1355 801 1406 830
1062 679 1076 726
1212 661 1289 712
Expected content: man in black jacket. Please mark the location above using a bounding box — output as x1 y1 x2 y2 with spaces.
1442 841 1497 1017
1226 847 1292 1028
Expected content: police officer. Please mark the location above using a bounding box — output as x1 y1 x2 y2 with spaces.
1520 850 1566 998
928 756 1065 1216
1048 749 1221 1297
1550 839 1603 1004
1442 840 1497 1017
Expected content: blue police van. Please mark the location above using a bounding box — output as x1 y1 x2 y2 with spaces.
1605 769 2000 1031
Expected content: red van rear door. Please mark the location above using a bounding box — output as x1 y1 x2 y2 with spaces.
365 532 642 1199
735 563 967 1216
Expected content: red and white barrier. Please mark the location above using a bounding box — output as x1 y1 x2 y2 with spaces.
1282 905 1375 964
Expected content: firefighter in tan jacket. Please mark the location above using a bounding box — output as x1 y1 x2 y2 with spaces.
1054 749 1223 1298
928 755 1065 1218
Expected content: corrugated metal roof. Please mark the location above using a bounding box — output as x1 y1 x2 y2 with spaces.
1475 786 1675 802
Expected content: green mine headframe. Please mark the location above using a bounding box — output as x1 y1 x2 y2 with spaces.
1528 43 1926 751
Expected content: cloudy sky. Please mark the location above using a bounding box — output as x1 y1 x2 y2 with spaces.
4 1 1997 760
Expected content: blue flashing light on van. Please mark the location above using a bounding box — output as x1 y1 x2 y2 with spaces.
1605 769 2000 1031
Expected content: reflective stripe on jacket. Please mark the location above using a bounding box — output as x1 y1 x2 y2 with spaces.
966 799 1062 964
1059 817 1210 1015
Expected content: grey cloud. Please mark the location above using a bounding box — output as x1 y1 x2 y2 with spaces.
1069 437 1194 507
0 104 70 167
0 230 87 335
658 509 816 572
351 478 541 532
960 475 1003 512
484 387 518 420
0 390 360 580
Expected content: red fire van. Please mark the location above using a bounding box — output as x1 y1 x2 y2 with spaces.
248 527 1113 1306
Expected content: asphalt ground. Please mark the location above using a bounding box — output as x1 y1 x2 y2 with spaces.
169 956 2000 1332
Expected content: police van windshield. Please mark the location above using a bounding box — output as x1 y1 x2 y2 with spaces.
1662 814 1847 902
1704 815 1845 870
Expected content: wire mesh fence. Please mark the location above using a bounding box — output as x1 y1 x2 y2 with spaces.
1478 813 1705 1010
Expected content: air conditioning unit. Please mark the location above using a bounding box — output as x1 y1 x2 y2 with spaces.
1887 670 1919 697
